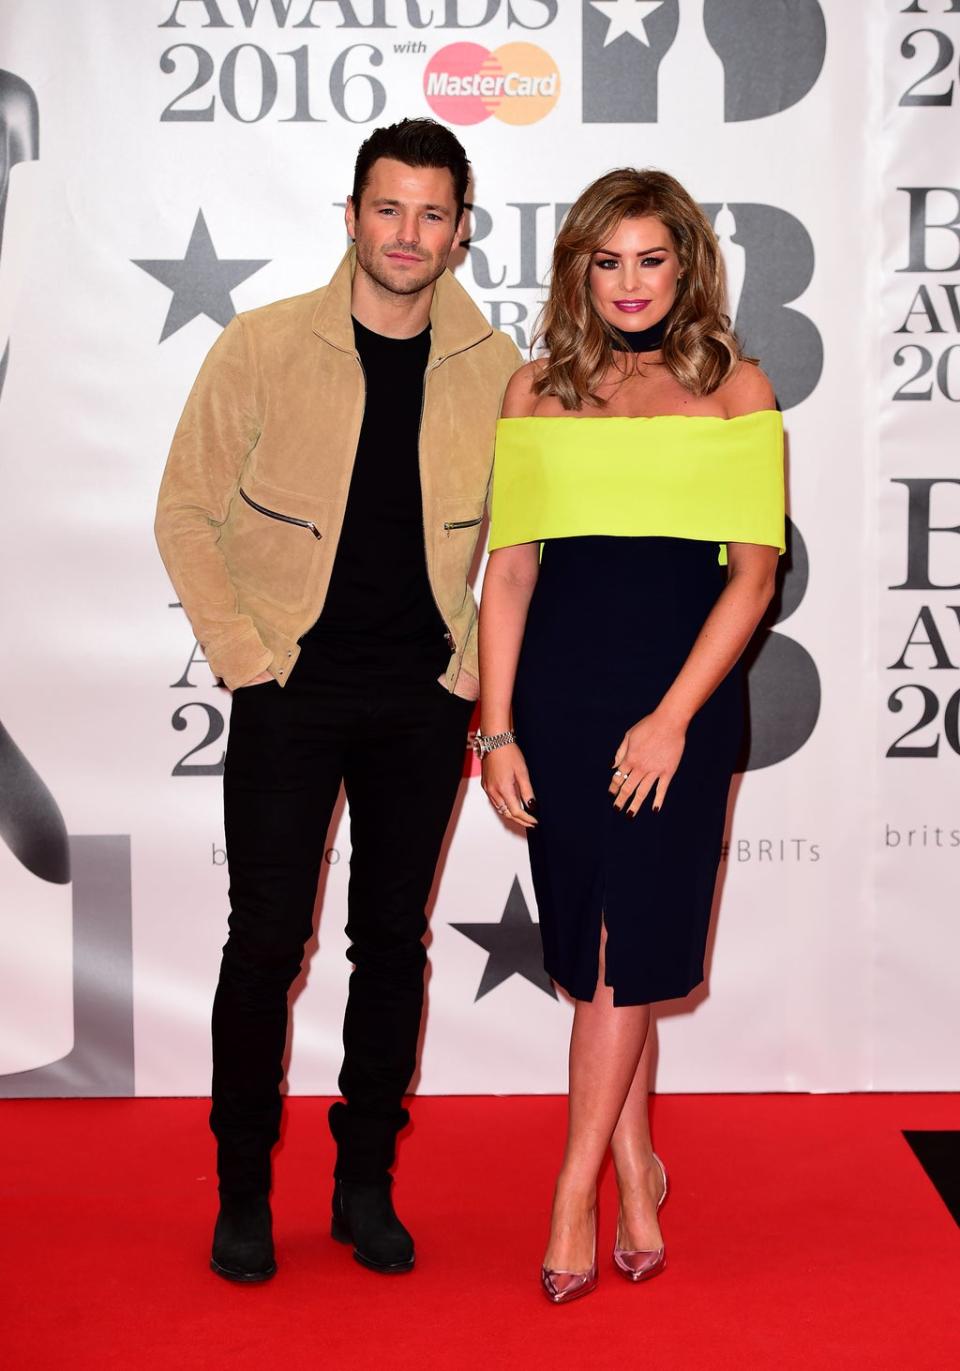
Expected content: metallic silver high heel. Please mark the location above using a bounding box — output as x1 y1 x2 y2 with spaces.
613 1153 668 1282
541 1208 599 1305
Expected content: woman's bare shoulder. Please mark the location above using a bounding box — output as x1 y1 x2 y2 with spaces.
716 360 777 419
500 358 549 418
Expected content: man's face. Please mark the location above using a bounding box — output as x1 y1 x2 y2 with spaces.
346 157 463 298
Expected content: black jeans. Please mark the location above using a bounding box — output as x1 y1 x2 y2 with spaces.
210 649 473 1195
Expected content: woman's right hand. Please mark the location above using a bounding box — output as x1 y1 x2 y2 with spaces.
481 744 538 829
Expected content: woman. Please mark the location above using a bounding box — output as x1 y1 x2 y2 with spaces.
476 169 784 1304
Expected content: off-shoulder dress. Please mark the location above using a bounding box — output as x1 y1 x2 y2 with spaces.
488 411 785 1005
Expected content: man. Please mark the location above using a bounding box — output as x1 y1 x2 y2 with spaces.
155 119 519 1283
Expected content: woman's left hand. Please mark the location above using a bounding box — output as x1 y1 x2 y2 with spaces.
609 710 687 816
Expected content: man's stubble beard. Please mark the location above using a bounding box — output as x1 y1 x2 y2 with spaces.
354 237 449 300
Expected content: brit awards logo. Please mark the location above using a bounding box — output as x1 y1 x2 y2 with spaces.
883 7 960 770
582 0 826 123
740 518 820 771
705 201 821 764
0 72 133 1099
705 202 823 412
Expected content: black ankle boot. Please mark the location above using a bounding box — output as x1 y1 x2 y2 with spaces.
211 1192 277 1282
331 1178 415 1274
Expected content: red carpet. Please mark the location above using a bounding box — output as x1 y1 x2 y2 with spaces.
2 1095 958 1370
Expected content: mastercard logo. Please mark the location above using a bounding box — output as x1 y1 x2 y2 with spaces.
424 42 560 126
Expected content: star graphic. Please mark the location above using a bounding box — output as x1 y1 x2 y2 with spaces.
589 0 667 48
451 876 557 1001
133 210 269 342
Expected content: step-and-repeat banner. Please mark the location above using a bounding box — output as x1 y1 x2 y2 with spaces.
0 2 956 1097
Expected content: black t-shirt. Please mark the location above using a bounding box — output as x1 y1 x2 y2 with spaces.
300 316 448 676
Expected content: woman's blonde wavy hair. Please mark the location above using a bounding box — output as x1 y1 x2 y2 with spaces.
533 168 749 410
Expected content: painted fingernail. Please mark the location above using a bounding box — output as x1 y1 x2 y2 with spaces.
523 797 537 812
653 805 661 814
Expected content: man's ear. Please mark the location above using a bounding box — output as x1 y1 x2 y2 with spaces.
345 195 356 241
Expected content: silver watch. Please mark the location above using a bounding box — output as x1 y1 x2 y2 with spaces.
473 729 517 759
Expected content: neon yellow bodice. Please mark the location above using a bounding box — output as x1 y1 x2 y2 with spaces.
488 409 785 563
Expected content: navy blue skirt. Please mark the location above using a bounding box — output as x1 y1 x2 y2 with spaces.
513 537 742 1006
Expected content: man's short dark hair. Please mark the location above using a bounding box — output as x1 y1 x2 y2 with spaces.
351 118 470 220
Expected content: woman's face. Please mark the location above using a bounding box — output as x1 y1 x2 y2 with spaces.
588 215 682 335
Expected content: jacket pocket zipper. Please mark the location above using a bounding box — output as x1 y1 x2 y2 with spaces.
443 517 483 533
239 487 321 539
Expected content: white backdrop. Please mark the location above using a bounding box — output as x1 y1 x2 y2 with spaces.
0 1 956 1097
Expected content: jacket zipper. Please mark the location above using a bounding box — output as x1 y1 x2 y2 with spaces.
239 487 321 539
418 357 459 654
443 517 482 532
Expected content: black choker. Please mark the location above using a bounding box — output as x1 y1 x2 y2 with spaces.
610 314 669 353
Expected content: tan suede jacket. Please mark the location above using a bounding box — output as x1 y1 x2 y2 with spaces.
155 248 521 690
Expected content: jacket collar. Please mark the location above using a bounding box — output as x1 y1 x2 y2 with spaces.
311 245 492 362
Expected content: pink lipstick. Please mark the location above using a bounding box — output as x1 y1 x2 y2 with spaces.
614 299 651 313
